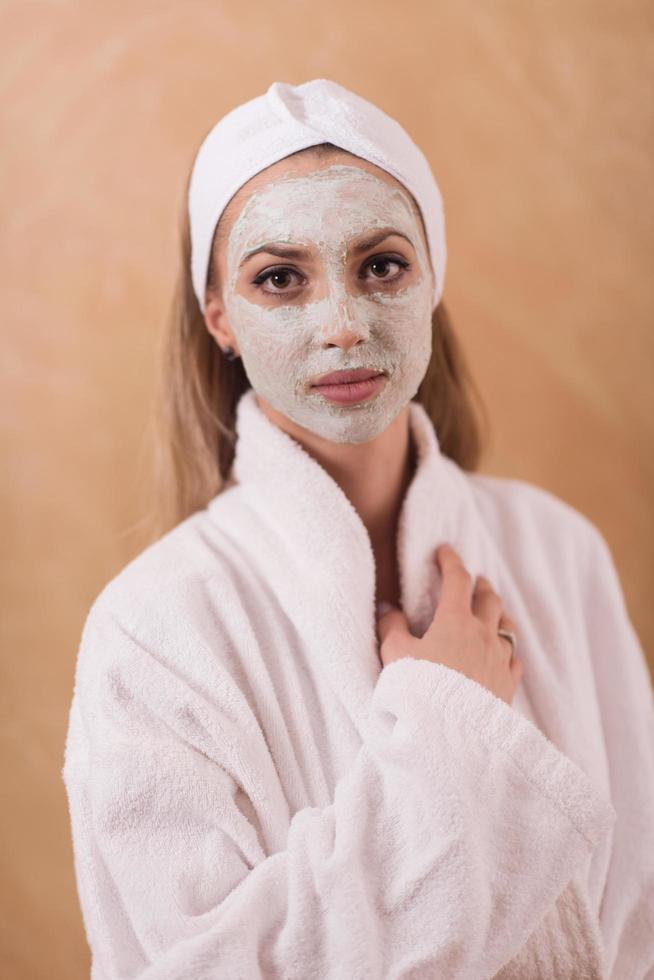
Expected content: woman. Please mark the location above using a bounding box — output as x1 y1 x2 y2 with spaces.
62 79 654 979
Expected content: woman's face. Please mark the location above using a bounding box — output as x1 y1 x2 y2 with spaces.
205 153 434 444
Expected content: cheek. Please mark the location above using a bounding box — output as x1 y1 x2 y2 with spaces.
360 283 433 348
225 295 321 355
225 282 432 361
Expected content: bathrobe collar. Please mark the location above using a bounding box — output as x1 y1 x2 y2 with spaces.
227 388 506 728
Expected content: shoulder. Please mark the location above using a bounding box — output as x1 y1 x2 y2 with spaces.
91 513 215 616
85 497 254 644
466 471 596 534
464 471 609 581
71 504 256 717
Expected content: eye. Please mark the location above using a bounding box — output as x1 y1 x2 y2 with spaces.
362 253 410 284
251 266 303 295
250 252 411 299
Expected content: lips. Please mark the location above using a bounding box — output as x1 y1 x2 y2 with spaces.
310 368 384 387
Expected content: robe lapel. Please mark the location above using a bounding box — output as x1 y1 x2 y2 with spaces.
224 390 610 977
395 396 504 637
228 389 515 735
229 389 378 732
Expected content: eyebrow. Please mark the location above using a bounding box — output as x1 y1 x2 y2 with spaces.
238 227 414 270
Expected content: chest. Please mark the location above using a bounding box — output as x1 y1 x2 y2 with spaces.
373 542 402 607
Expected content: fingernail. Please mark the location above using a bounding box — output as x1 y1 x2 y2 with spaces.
376 600 393 618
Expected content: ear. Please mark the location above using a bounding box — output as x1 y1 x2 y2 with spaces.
203 290 240 357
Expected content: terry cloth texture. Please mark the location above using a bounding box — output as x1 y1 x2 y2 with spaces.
62 389 654 979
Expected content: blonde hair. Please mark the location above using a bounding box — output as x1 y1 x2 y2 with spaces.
150 143 489 540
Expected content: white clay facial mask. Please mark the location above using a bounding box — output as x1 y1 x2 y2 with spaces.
223 163 434 444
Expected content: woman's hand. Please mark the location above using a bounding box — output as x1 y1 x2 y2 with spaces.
377 543 523 706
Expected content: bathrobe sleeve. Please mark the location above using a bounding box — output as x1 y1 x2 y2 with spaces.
581 524 654 979
62 598 617 980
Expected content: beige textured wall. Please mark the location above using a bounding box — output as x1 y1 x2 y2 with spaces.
2 3 652 976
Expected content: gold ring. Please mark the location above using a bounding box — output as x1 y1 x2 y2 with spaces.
497 627 517 663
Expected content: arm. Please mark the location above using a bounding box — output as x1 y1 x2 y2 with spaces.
581 525 654 979
62 601 616 980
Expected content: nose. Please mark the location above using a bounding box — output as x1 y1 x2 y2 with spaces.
320 292 370 350
323 328 365 352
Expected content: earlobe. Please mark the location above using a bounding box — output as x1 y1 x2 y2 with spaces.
203 295 240 357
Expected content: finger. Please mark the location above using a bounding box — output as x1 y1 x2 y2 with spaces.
499 613 518 634
435 543 473 611
497 611 519 667
509 655 524 683
471 575 503 629
498 634 515 663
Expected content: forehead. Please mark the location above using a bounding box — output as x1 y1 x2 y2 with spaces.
236 167 418 249
218 152 424 243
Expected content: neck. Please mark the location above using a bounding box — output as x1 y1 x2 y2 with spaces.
255 394 417 551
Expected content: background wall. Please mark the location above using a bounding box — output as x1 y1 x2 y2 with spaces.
2 2 652 976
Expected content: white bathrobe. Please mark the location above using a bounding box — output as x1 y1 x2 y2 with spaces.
62 387 654 980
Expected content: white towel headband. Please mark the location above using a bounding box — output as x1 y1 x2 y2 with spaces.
188 78 447 313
